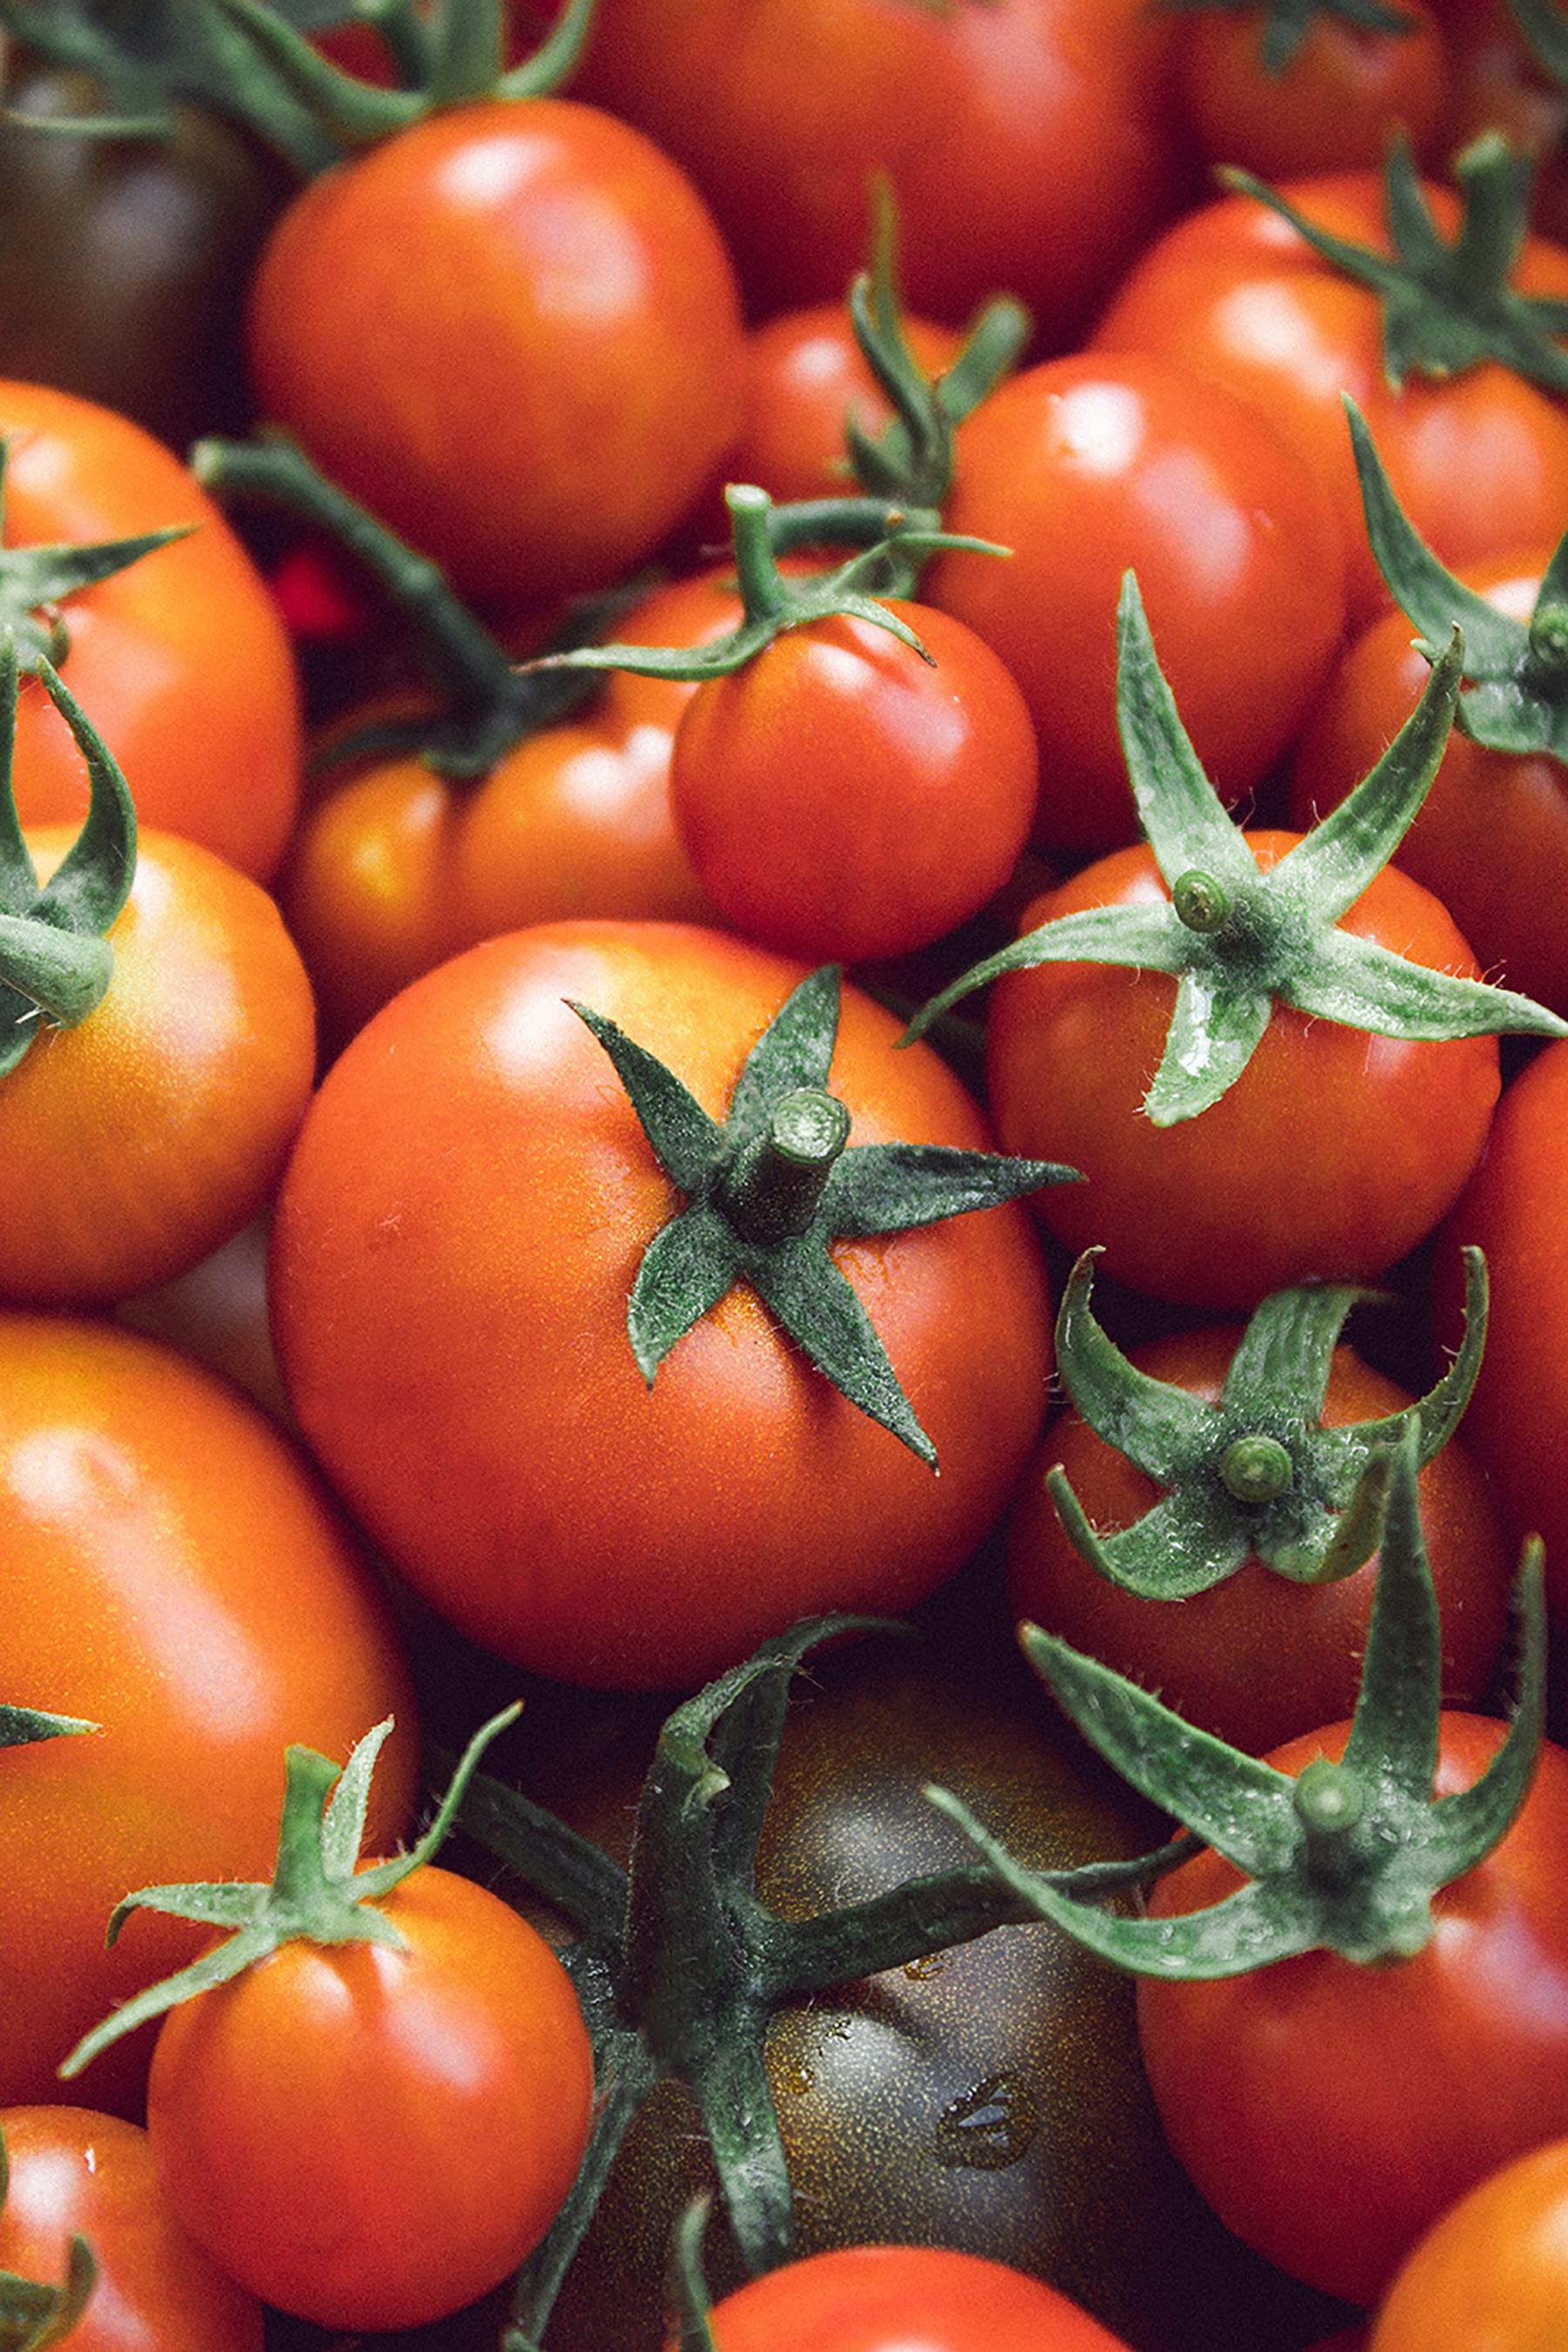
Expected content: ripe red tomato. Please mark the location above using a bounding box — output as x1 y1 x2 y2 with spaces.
1168 3 1450 179
246 100 747 603
0 2105 263 2351
731 304 963 510
679 2243 1136 2350
268 921 1054 1687
1369 2134 1568 2348
1138 1714 1568 2307
145 1864 594 2331
0 382 301 882
0 1315 417 2117
983 835 1502 1308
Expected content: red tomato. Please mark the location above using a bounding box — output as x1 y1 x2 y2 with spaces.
145 1865 594 2331
1092 170 1568 622
0 1315 417 2117
923 354 1348 855
1169 3 1450 179
669 599 1039 962
0 2106 262 2350
268 922 1054 1687
1370 2134 1568 2348
680 2243 1135 2351
246 101 747 603
983 836 1501 1308
0 382 301 882
731 304 964 510
1138 1715 1568 2307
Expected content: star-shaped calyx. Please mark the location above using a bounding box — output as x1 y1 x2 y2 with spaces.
575 963 1076 1466
904 571 1566 1124
1164 0 1422 79
1043 1244 1488 1598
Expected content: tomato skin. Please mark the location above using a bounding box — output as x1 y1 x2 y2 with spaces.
732 305 963 510
1007 1328 1511 1754
145 1865 594 2331
670 600 1039 963
1138 1716 1568 2308
0 382 301 883
246 100 747 603
1291 560 1568 1017
268 920 1054 1689
924 354 1348 855
0 2106 263 2351
1092 174 1568 624
1369 2134 1568 2349
0 1315 417 2117
0 827 314 1306
983 835 1502 1308
1170 4 1450 179
685 2243 1135 2351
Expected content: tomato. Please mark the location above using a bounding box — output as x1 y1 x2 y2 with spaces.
1007 1321 1511 1753
1168 3 1450 179
574 0 1190 345
0 1314 417 2116
0 382 301 882
1370 2134 1568 2348
1137 1713 1568 2307
0 2105 263 2351
1291 555 1568 1014
145 1863 594 2331
268 921 1054 1687
983 835 1502 1307
1092 169 1568 622
0 826 314 1306
668 598 1039 963
246 100 747 603
923 353 1348 855
682 2243 1136 2350
730 304 964 510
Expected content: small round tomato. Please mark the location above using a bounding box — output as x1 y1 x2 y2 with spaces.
729 304 964 510
145 1865 594 2332
0 2106 263 2351
1169 3 1450 179
669 599 1039 962
1370 2134 1568 2348
681 2243 1135 2351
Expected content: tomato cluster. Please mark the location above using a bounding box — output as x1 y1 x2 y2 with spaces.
5 3 1568 2350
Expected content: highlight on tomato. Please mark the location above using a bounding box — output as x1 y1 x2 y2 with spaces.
1369 2133 1568 2348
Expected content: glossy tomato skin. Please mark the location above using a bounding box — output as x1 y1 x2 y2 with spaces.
0 1315 417 2117
984 835 1502 1308
145 1865 594 2331
1169 3 1450 179
923 354 1348 855
269 921 1055 1688
1369 2134 1568 2349
0 2106 263 2351
246 101 747 604
684 2243 1134 2351
1 382 301 882
0 827 314 1306
1291 559 1568 1015
1008 1328 1511 1754
1138 1715 1568 2308
1092 173 1568 623
670 599 1039 962
732 305 963 509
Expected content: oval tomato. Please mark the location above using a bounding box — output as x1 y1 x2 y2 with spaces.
681 2243 1135 2351
1369 2133 1568 2348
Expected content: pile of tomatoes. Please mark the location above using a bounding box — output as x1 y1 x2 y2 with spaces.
5 2 1568 2349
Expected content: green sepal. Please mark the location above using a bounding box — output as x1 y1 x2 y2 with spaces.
904 572 1567 1118
0 2124 96 2352
667 2197 720 2352
1510 0 1568 88
931 1417 1549 1978
1220 130 1568 394
572 967 1073 1466
1157 0 1418 76
0 1706 98 1748
0 438 193 676
57 1705 520 2082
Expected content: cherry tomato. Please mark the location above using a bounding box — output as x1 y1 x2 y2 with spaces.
0 1315 417 2116
0 2105 263 2351
730 304 963 510
681 2243 1136 2350
145 1864 594 2331
1169 3 1450 179
1370 2133 1568 2348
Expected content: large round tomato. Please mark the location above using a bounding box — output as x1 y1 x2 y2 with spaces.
1138 1714 1568 2308
268 921 1054 1687
0 2105 263 2351
681 2243 1135 2350
1 382 301 882
145 1864 594 2331
246 100 747 603
1369 2134 1568 2348
0 1315 417 2117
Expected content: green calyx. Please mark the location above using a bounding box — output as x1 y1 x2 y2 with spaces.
0 441 191 679
0 2124 96 2352
0 1703 98 1749
575 963 1076 1467
1220 129 1568 394
1161 0 1420 78
666 2200 720 2352
931 1416 1548 1977
1044 1244 1488 1598
903 571 1567 1124
0 635 138 1079
1347 394 1568 760
1509 0 1568 95
57 1706 517 2084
